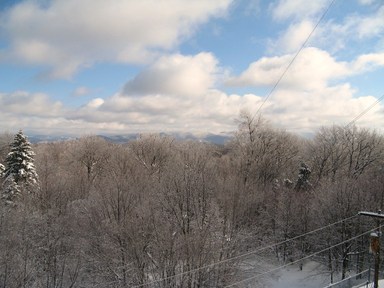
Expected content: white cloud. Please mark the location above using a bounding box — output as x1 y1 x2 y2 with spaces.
1 47 383 137
55 84 384 136
1 78 384 137
73 86 91 96
269 2 384 55
270 20 315 53
1 0 231 78
227 47 349 90
3 86 383 137
319 5 384 43
0 91 64 117
354 6 384 39
352 52 384 71
224 45 384 134
268 85 384 134
65 52 264 134
86 98 104 109
358 0 376 5
227 47 384 90
69 89 264 134
271 0 329 21
123 52 220 97
66 49 384 135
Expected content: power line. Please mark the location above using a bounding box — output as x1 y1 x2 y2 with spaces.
132 214 358 287
255 0 336 116
345 93 384 128
224 225 379 287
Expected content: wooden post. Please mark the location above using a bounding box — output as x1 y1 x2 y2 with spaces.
358 211 384 288
371 232 380 288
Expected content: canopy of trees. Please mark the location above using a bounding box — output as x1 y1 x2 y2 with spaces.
0 116 383 287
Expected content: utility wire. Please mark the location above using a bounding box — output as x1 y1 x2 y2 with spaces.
345 93 384 128
251 0 383 131
224 225 379 287
132 214 358 287
254 0 336 116
309 93 384 179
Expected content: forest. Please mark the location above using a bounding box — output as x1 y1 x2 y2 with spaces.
1 111 384 288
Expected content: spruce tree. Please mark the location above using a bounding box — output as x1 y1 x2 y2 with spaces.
2 130 38 204
0 163 4 177
295 162 312 191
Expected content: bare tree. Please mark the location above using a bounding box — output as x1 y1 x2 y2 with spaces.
67 136 111 197
231 111 299 188
129 133 174 179
309 125 384 184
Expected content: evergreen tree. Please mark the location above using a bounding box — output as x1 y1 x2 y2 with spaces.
2 130 38 204
0 163 4 177
2 176 20 205
295 162 312 191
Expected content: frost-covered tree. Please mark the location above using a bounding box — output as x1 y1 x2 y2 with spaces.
2 176 21 205
295 162 311 191
0 162 5 194
2 130 39 204
0 163 4 177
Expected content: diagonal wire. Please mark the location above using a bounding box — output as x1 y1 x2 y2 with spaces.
345 93 384 128
224 225 379 287
255 0 336 116
131 214 358 287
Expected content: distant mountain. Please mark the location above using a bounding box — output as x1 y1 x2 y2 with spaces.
29 133 233 145
203 133 232 145
101 133 233 145
28 135 76 143
98 134 138 144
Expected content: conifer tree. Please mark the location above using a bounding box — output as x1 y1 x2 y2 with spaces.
295 162 312 191
0 163 4 177
2 130 38 204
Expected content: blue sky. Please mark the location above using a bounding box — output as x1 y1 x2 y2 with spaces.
0 0 383 136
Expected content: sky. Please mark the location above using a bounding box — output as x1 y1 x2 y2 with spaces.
0 0 383 137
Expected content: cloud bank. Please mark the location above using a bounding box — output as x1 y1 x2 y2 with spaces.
1 47 383 136
0 0 231 78
0 0 383 137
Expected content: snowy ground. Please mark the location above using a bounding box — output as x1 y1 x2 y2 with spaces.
237 256 374 288
268 261 330 288
236 256 331 288
354 280 384 288
266 261 330 288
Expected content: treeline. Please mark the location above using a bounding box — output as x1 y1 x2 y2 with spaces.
0 111 384 287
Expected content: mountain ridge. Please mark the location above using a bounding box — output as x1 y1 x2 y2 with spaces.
28 132 233 145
